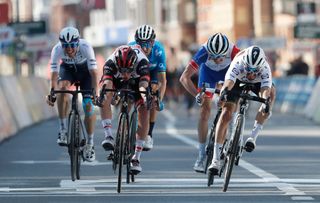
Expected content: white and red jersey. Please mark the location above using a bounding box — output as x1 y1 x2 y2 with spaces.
50 39 97 72
225 49 272 88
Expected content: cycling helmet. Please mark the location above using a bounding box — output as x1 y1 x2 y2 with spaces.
114 45 138 72
206 33 229 56
243 46 266 72
135 24 156 42
59 27 80 43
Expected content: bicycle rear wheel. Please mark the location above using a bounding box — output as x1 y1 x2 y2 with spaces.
68 111 81 181
223 115 243 192
127 110 137 183
116 113 129 193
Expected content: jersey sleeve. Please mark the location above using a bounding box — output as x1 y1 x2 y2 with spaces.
260 64 273 88
50 43 62 73
137 59 150 82
155 42 167 73
101 59 117 81
82 40 97 70
225 58 241 82
188 46 208 71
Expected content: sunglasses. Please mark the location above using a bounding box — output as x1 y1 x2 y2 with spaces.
61 42 79 48
138 41 153 49
119 67 134 74
209 54 225 60
245 66 259 74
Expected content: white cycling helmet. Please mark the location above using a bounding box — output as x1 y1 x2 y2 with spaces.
59 27 80 43
135 24 156 42
206 33 229 56
243 46 266 72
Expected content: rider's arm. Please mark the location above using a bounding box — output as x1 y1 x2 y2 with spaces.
156 43 167 101
179 64 198 97
101 60 116 89
137 59 151 99
260 86 271 99
49 43 62 90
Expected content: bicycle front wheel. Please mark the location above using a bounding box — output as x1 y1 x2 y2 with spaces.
116 113 129 193
223 115 243 192
68 111 81 182
127 110 137 183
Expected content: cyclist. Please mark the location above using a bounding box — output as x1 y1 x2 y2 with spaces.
128 24 167 151
46 27 98 162
180 33 240 173
208 45 276 174
99 45 150 174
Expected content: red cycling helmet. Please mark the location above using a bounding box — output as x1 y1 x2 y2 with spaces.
115 45 138 73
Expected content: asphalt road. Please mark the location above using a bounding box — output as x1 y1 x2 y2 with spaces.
0 103 319 203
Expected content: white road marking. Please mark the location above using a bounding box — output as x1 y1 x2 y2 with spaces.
162 110 316 200
11 160 111 166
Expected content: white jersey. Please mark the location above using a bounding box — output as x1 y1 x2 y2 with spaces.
225 50 272 88
50 39 97 72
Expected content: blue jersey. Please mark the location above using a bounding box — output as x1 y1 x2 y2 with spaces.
129 40 166 82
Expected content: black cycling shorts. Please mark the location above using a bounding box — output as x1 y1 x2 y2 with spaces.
58 62 93 97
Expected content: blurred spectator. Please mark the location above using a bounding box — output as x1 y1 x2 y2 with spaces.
165 47 179 103
287 55 309 76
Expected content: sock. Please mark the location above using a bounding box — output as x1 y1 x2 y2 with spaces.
101 119 112 138
251 121 263 141
87 134 94 145
213 143 223 160
198 143 206 160
59 118 67 132
133 139 145 160
148 122 155 137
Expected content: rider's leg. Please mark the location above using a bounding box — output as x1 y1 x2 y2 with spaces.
130 103 150 174
100 81 115 150
56 80 71 145
246 85 276 152
213 102 237 161
83 97 96 145
197 97 212 160
57 80 71 133
133 104 150 161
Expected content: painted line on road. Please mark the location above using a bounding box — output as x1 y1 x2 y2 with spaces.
162 110 315 201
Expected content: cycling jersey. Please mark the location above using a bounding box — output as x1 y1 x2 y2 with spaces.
128 40 166 83
225 49 272 88
189 42 240 90
101 45 150 83
50 39 97 72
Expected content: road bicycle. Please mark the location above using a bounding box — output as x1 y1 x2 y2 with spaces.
99 82 151 193
207 83 270 191
51 82 92 181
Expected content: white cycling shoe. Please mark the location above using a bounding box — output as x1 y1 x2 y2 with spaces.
193 158 205 173
130 159 142 175
84 144 95 162
208 159 221 175
101 136 115 151
245 137 256 152
57 131 68 146
143 135 153 151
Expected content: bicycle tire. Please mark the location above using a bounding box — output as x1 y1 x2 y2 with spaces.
127 110 137 183
117 113 129 193
68 111 79 182
75 113 81 180
223 115 243 192
205 126 215 175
